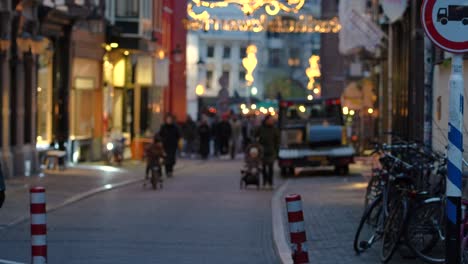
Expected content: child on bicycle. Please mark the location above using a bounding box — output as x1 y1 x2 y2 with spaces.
144 135 166 180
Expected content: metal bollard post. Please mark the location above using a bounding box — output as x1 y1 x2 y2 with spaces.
30 187 47 264
285 194 309 264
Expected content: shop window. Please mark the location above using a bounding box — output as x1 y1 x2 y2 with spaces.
37 53 53 147
72 77 96 139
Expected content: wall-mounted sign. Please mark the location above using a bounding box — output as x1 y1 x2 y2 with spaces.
381 0 408 23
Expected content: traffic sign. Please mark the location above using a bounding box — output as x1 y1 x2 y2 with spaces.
422 0 468 53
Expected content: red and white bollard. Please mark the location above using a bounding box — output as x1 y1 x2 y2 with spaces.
285 194 309 264
30 187 47 264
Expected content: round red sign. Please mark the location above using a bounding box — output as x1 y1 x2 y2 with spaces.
422 0 468 53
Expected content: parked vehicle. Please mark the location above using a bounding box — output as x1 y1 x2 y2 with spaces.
277 98 355 175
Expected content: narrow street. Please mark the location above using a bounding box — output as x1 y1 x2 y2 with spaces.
0 160 279 264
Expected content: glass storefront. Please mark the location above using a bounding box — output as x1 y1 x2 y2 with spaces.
36 46 53 148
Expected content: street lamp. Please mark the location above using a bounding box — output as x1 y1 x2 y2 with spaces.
251 86 258 96
367 108 374 114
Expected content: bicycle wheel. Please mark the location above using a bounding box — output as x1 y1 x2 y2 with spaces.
364 174 382 209
381 198 408 263
404 198 445 264
354 195 383 254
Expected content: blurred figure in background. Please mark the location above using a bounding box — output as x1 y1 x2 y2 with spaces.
159 114 181 177
217 114 232 157
198 117 211 160
242 115 254 150
182 116 197 158
211 116 220 157
230 115 242 160
256 115 280 188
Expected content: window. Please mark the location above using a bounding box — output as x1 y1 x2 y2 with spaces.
116 0 138 17
239 71 246 82
206 70 214 89
221 71 230 89
207 46 215 58
240 47 247 59
223 46 231 59
269 48 283 67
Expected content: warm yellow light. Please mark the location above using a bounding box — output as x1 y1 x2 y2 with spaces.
242 45 258 86
195 84 205 96
299 105 306 113
110 43 119 48
368 108 374 114
268 107 274 112
123 50 129 56
158 50 165 60
113 59 126 87
349 110 355 116
343 106 349 115
261 108 268 114
306 55 321 90
313 88 320 94
105 45 112 52
271 111 276 116
307 95 313 101
251 104 257 110
240 104 247 109
251 86 258 95
242 108 250 115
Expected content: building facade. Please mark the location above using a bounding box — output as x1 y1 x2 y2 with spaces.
186 6 267 119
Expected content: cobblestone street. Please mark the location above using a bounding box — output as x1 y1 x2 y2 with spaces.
0 160 279 264
278 167 424 264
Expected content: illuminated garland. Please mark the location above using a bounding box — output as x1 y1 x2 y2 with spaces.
188 0 305 17
184 15 342 33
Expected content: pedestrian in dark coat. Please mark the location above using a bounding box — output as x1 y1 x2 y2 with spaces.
256 115 280 188
198 119 211 160
182 116 197 157
159 114 181 176
211 116 220 157
217 114 232 156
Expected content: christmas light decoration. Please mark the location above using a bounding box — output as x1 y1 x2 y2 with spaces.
306 55 321 90
242 44 258 86
184 14 341 33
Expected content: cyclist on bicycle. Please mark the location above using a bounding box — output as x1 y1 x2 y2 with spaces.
144 135 166 180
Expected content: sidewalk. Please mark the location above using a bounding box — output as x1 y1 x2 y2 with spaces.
0 159 198 229
273 163 421 264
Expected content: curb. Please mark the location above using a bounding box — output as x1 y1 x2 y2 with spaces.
272 179 293 264
0 161 200 230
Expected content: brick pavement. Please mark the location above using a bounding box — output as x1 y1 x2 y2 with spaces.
0 159 198 228
279 166 424 264
0 159 279 264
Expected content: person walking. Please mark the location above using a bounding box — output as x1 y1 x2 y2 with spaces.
159 114 181 177
182 116 197 158
230 115 242 159
217 114 232 157
198 118 211 160
256 115 280 189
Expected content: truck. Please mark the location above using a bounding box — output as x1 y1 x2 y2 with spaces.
437 5 468 25
277 98 355 176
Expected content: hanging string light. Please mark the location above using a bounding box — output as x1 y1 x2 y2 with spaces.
186 1 341 33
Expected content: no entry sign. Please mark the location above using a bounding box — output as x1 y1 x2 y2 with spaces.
422 0 468 53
